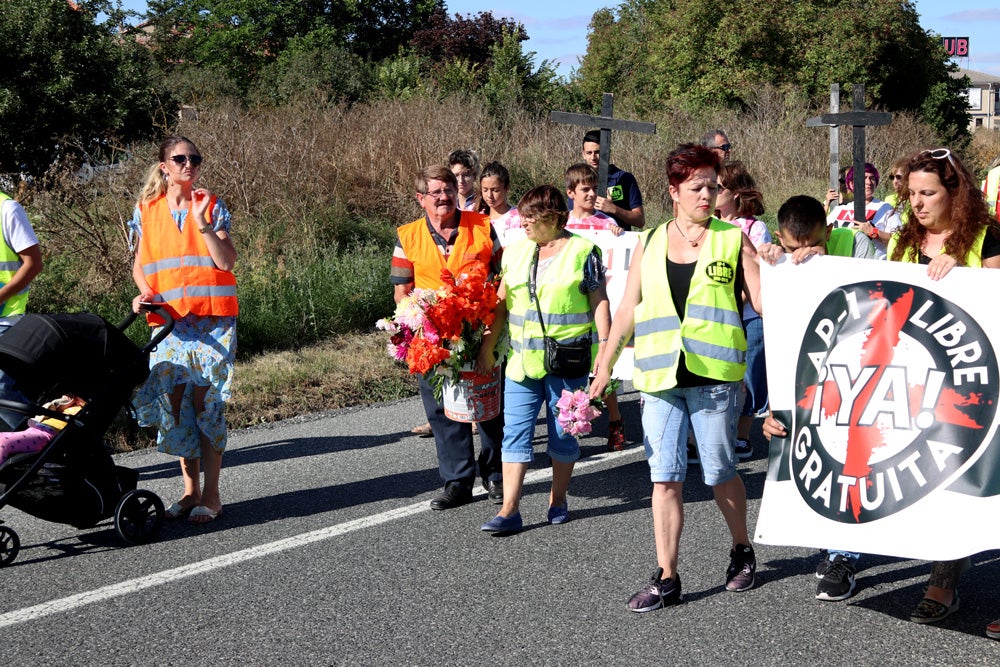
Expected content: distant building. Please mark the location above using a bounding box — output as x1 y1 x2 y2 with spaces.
952 68 1000 131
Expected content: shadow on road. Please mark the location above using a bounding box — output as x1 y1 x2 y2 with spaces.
132 430 417 480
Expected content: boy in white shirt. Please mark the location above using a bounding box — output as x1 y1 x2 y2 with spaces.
565 164 624 237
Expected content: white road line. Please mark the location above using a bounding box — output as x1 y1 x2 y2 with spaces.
0 448 636 629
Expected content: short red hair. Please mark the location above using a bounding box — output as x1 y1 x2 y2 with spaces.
666 143 721 188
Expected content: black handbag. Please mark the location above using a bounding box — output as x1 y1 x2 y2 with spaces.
529 245 592 378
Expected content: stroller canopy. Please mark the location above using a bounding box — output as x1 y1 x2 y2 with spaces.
0 313 148 399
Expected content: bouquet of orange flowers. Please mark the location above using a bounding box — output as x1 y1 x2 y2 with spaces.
377 265 501 397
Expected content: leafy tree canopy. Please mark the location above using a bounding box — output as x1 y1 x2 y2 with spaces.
410 10 527 72
145 0 443 95
578 0 970 144
0 0 158 174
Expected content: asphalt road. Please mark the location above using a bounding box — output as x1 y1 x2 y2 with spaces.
2 386 999 665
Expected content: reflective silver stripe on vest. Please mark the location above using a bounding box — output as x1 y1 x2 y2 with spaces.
142 255 219 275
0 261 21 272
686 304 742 329
682 337 746 364
634 316 680 337
508 312 525 327
511 338 544 352
635 351 679 372
524 310 592 326
157 285 237 302
187 285 237 297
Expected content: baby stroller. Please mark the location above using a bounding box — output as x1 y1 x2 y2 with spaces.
0 306 174 566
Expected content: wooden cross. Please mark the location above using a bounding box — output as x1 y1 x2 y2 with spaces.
807 84 892 224
550 93 656 198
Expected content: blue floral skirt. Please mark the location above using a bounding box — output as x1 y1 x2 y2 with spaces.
134 315 236 458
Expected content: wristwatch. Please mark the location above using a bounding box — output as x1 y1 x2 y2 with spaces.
199 223 214 234
867 225 879 240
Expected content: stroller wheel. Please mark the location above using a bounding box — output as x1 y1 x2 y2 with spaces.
114 490 164 545
0 525 20 566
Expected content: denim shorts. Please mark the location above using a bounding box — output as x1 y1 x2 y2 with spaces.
500 375 586 464
741 316 768 417
640 382 739 486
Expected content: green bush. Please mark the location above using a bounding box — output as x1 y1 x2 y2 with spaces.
236 241 394 357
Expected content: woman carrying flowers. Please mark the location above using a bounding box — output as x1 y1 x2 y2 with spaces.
475 185 611 534
589 144 762 611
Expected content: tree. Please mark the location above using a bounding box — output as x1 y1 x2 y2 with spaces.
576 3 655 112
349 0 444 62
146 0 442 97
252 28 370 105
410 10 528 81
578 0 970 143
481 31 562 116
0 0 158 173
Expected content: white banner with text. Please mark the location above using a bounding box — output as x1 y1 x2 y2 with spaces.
755 255 1000 561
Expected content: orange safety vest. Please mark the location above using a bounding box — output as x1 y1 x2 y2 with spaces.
138 194 238 324
396 211 495 289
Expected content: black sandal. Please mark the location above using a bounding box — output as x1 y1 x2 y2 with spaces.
909 593 959 624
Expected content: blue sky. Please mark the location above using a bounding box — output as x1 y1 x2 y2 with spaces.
118 1 1000 77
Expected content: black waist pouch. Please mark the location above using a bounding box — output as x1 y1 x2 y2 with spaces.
543 336 591 378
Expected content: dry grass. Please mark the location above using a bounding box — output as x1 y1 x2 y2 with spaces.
172 88 946 242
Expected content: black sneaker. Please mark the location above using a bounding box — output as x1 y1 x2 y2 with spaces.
627 568 682 612
815 554 833 579
483 479 503 505
725 544 756 592
815 555 857 601
734 438 752 461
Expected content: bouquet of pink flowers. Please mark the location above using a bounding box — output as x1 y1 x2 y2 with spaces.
555 380 622 437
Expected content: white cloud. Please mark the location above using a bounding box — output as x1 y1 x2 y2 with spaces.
942 9 1000 21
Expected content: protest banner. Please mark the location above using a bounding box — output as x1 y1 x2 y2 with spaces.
755 255 1000 561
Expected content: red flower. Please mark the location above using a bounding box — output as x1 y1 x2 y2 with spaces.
379 264 502 380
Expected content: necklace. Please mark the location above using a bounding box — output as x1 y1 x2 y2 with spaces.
675 221 708 246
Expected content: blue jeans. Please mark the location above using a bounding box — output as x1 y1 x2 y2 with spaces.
641 382 739 486
0 322 28 431
500 375 588 464
827 550 861 565
741 316 768 417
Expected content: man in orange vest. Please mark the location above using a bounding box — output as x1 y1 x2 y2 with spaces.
391 165 504 510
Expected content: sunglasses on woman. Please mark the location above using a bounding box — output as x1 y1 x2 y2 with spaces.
921 148 956 170
169 154 203 167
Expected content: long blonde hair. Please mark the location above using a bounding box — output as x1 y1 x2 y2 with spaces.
136 135 199 206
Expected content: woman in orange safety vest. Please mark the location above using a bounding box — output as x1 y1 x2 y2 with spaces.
129 135 238 525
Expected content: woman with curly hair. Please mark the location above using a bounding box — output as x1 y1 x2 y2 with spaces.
886 148 1000 627
888 148 1000 277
